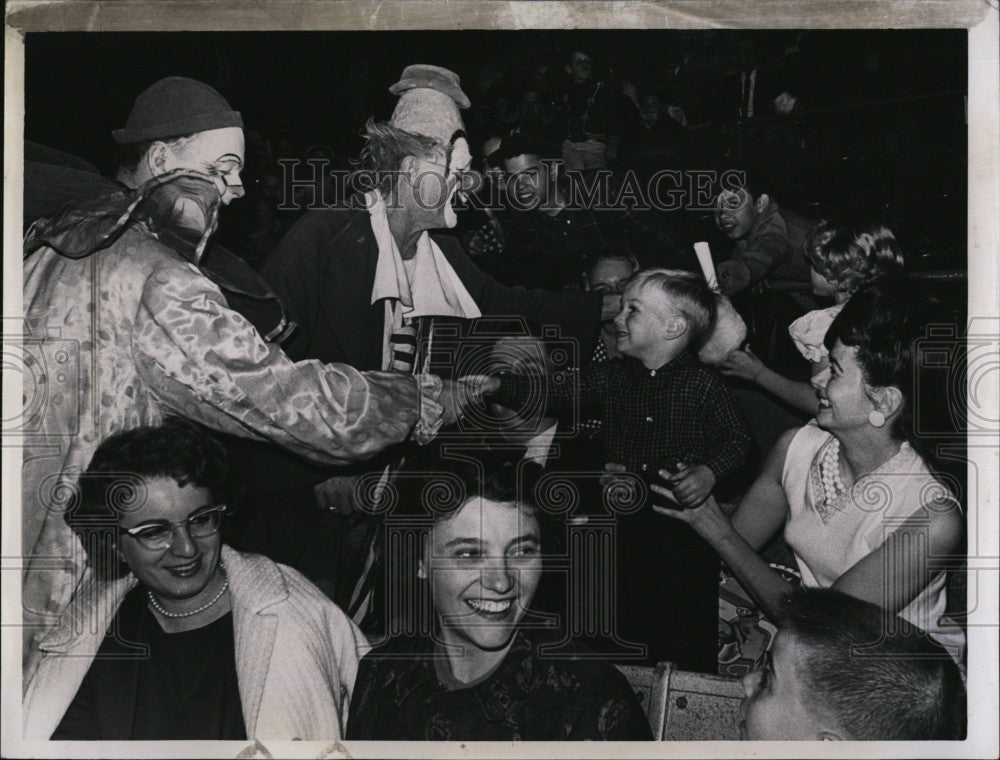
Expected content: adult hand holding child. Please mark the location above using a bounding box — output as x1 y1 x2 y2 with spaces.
657 461 716 508
651 474 732 541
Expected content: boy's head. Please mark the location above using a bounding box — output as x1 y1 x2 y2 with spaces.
496 134 560 210
714 173 767 240
613 268 717 366
740 587 965 741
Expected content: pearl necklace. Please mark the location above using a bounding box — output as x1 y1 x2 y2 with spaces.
147 561 229 618
819 438 846 506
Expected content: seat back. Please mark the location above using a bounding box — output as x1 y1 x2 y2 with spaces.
615 662 668 737
662 664 744 740
615 662 744 740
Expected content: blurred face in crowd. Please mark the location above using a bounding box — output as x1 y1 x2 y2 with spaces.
640 95 663 127
422 497 542 654
159 127 246 205
587 257 637 324
714 188 759 240
520 89 542 123
115 477 223 601
588 257 636 294
568 51 594 83
809 265 841 299
740 630 841 740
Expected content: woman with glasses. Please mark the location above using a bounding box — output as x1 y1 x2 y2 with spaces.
22 419 366 741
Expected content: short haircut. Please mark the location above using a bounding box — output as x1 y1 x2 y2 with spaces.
778 587 966 740
66 418 230 581
351 118 445 196
626 268 718 349
714 169 757 202
806 219 905 295
824 278 943 452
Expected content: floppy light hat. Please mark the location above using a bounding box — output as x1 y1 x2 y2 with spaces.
389 64 470 144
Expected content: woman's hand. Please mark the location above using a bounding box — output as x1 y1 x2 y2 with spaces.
651 471 734 542
660 462 716 508
718 346 767 383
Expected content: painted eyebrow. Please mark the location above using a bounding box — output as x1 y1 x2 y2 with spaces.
213 154 244 167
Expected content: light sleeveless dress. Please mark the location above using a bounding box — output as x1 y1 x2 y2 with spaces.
782 422 965 661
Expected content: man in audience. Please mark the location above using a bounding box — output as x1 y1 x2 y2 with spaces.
467 133 692 287
740 587 966 740
561 48 623 171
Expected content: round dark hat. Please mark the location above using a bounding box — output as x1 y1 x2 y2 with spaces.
112 76 243 145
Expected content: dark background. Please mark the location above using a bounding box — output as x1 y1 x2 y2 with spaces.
24 29 968 269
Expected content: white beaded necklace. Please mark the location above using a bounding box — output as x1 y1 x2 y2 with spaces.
819 438 847 506
147 561 229 619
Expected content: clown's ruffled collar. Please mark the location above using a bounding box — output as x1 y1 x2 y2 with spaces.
24 168 226 266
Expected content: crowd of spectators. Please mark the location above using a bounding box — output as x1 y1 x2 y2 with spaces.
18 29 972 745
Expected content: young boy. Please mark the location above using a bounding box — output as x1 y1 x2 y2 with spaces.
493 268 750 671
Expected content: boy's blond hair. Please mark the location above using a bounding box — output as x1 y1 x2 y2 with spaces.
626 268 718 349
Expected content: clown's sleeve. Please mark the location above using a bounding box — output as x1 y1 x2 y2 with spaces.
131 260 438 464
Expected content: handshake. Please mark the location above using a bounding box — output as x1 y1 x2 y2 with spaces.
437 374 502 426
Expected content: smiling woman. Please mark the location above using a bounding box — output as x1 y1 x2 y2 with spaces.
22 419 367 741
345 446 653 741
653 278 967 666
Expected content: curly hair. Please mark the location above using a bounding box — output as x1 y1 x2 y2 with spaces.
805 219 905 296
66 418 230 581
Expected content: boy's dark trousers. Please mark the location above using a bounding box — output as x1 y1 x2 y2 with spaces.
613 503 720 673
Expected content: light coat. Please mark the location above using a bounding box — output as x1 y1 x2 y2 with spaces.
23 545 367 740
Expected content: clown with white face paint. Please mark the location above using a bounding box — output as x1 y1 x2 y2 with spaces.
259 66 612 634
21 75 457 677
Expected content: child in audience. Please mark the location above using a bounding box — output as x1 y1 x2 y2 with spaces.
492 268 750 671
719 221 904 414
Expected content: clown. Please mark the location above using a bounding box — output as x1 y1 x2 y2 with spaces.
255 66 616 632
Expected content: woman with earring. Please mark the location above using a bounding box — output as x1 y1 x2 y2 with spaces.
23 419 366 741
654 279 965 662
